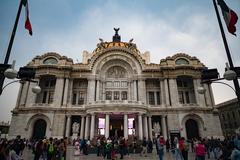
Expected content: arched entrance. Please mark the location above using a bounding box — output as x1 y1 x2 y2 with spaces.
185 119 199 140
32 119 47 140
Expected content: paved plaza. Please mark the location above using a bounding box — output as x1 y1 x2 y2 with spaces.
22 146 215 160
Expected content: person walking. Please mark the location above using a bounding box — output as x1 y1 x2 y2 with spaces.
156 135 165 160
140 137 147 157
12 135 25 156
34 139 43 160
195 139 206 160
179 137 189 160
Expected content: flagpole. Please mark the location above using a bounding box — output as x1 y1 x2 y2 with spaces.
0 0 23 95
212 0 240 102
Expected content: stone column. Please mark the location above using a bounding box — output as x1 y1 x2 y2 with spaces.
90 114 95 140
87 79 96 103
80 116 85 139
102 81 105 100
53 78 65 107
148 116 153 140
194 79 205 107
84 115 90 139
128 81 131 100
133 80 137 101
25 81 36 107
143 116 148 139
168 79 179 106
204 83 212 106
67 79 73 107
161 116 167 140
164 79 170 106
160 80 164 105
96 80 100 101
138 79 146 104
138 114 143 140
124 114 128 139
65 115 71 137
105 114 110 138
62 78 69 106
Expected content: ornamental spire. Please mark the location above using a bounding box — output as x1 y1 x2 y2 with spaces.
112 28 121 42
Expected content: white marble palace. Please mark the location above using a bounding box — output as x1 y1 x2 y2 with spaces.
9 29 222 141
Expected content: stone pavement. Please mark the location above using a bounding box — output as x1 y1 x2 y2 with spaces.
22 147 215 160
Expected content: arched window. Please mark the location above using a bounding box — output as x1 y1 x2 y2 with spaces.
105 66 128 101
43 58 58 65
175 58 189 65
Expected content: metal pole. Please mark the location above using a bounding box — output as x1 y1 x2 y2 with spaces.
212 0 240 102
0 0 23 95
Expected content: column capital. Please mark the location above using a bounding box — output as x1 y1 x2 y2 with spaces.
161 114 167 118
66 115 72 118
91 113 96 116
147 114 152 118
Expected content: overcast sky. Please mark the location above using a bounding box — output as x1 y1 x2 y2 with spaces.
0 0 239 122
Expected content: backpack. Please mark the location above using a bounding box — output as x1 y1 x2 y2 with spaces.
48 143 54 153
184 141 189 151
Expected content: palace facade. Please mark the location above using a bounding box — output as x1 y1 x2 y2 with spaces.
9 31 223 141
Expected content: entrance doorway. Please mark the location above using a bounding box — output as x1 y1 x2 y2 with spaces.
185 119 199 140
109 117 123 138
32 119 47 140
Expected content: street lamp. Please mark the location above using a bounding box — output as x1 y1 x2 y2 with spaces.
0 64 41 95
197 65 240 105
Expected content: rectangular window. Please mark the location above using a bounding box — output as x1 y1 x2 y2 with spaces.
42 91 47 103
45 81 49 87
121 91 127 100
106 82 112 87
78 92 84 105
114 81 120 87
50 80 56 87
185 91 190 103
106 91 112 100
98 118 105 135
156 92 160 105
178 91 184 104
72 93 77 105
148 92 155 105
114 91 120 100
48 91 54 104
121 82 127 87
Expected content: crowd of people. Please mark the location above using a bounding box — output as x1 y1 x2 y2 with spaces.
0 134 240 160
160 135 240 160
0 135 68 160
73 136 153 159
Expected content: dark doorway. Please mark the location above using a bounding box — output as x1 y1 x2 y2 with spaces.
109 117 123 138
185 119 199 140
32 119 47 140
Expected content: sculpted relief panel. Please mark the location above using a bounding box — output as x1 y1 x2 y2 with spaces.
107 66 127 78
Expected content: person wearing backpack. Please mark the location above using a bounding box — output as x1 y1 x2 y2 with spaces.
47 137 55 160
179 137 189 160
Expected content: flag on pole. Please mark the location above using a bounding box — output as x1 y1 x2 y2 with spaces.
22 0 32 35
217 0 238 35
